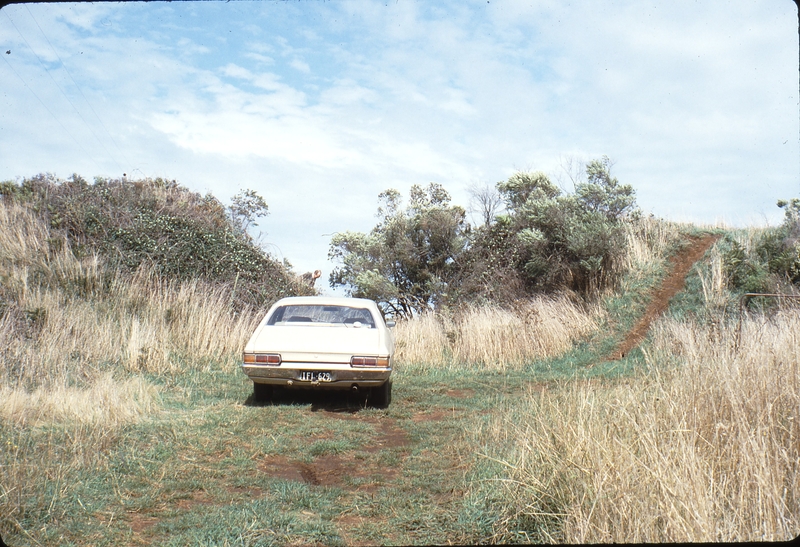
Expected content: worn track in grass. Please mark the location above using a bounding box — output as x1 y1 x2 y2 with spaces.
604 233 720 361
108 381 491 547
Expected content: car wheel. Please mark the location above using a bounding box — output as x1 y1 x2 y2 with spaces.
253 382 273 402
370 380 392 408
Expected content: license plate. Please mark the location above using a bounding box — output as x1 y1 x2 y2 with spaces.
299 371 332 382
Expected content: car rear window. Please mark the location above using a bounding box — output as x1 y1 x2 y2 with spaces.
267 305 376 328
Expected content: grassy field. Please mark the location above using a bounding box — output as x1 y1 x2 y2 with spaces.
1 207 798 544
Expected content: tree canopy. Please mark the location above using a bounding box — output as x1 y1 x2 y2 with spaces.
329 183 468 316
455 157 638 301
330 158 639 314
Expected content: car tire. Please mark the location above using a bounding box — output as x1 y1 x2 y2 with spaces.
370 380 392 408
253 382 273 402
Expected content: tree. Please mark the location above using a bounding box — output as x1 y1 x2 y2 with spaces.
468 181 504 226
329 183 468 316
456 158 638 298
229 189 269 236
577 156 637 221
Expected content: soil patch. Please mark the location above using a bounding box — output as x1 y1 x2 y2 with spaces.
175 490 215 511
336 514 391 547
258 454 306 482
126 513 159 535
445 389 474 398
604 233 720 361
257 418 409 489
301 454 399 489
321 411 379 423
365 418 410 451
312 413 410 449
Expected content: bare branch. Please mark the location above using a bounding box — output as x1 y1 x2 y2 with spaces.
468 182 503 226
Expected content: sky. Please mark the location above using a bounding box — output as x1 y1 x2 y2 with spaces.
1 0 798 293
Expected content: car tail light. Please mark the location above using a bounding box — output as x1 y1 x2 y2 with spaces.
243 353 281 365
350 356 389 367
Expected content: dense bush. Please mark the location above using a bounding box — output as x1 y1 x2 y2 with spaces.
454 157 637 301
329 158 638 313
721 198 800 295
0 174 310 308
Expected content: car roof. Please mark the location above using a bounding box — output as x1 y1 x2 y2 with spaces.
271 296 379 310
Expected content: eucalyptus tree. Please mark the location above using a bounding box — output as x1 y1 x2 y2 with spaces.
329 183 468 316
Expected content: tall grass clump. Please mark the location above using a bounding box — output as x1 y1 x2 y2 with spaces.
452 298 600 368
393 312 453 367
474 311 799 542
0 183 295 537
618 215 685 275
394 295 601 370
1 200 264 393
0 373 157 427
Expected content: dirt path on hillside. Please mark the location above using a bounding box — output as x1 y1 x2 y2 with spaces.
603 233 720 362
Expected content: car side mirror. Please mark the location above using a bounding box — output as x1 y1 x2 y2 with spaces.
386 321 396 328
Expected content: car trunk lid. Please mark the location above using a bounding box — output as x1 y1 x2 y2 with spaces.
246 325 384 364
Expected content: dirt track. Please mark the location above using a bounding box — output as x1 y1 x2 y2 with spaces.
604 233 720 361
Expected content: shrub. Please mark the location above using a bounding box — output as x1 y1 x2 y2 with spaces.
0 174 310 308
455 157 638 301
720 199 800 296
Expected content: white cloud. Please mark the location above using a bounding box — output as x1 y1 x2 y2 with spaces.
150 106 363 168
318 79 377 106
289 57 310 73
220 63 252 80
243 51 275 65
176 36 210 55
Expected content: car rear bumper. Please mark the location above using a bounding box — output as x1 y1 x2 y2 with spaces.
241 363 391 390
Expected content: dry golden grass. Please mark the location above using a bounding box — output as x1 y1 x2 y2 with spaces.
1 200 264 533
0 268 259 393
618 215 728 279
619 215 684 273
0 199 50 267
393 311 453 367
478 311 799 543
0 373 157 427
451 299 601 368
394 295 602 370
0 201 262 424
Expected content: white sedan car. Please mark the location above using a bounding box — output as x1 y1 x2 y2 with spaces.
241 296 395 407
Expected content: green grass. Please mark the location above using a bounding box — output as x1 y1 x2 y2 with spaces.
3 367 532 546
2 345 670 546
